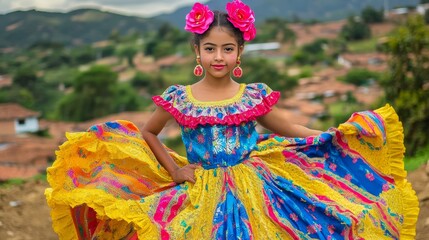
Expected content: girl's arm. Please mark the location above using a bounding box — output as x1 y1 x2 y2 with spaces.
142 106 197 183
257 106 323 138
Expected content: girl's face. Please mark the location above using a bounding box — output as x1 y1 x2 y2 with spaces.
195 26 243 81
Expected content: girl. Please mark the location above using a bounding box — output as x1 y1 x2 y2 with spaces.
45 1 419 239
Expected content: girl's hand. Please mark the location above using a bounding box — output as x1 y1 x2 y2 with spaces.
171 164 198 184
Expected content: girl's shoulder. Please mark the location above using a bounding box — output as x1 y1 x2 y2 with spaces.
152 83 280 128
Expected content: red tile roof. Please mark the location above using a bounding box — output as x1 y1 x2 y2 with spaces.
0 166 42 181
0 103 40 121
0 135 56 181
0 75 12 88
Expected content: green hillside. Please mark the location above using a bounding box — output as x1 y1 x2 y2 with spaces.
0 9 161 48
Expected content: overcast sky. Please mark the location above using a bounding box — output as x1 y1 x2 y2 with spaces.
0 0 208 17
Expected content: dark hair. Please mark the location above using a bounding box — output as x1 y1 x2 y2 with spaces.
192 10 245 47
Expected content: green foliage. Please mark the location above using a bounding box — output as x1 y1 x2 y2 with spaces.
425 10 429 24
164 136 186 156
254 18 296 43
40 51 73 69
347 37 378 53
341 16 371 41
289 39 334 65
382 15 429 156
404 143 429 171
0 178 26 187
70 47 97 65
58 66 118 121
328 102 365 126
361 6 384 23
0 86 35 108
116 45 138 66
56 65 141 121
339 68 380 86
131 71 165 94
153 42 176 60
0 9 161 48
13 67 38 89
144 23 189 60
242 58 297 91
1 67 62 115
43 67 79 88
113 83 143 112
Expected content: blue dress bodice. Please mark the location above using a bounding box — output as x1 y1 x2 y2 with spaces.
181 122 259 169
152 83 281 169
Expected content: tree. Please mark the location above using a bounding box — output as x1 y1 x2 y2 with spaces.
381 15 429 155
13 67 38 89
425 10 429 24
289 39 333 65
131 71 165 93
340 16 371 41
116 45 138 66
57 65 118 121
340 68 380 86
361 6 384 23
255 18 296 43
243 58 297 92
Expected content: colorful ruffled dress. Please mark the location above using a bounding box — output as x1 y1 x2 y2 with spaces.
45 83 419 240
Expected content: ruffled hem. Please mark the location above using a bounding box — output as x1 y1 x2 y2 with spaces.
338 104 419 239
374 105 419 239
45 188 158 240
153 91 280 128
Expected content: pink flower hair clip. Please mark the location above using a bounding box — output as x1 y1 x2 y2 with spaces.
226 0 256 41
184 1 256 42
184 2 214 34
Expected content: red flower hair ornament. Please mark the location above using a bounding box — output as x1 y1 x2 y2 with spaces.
184 1 256 42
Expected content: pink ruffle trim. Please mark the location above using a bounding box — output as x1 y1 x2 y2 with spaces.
152 91 280 128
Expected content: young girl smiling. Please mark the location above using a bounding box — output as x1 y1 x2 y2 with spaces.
46 1 419 239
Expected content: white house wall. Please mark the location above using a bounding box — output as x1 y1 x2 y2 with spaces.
14 117 39 134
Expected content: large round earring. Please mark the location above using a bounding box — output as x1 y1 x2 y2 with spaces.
233 57 243 78
194 56 203 76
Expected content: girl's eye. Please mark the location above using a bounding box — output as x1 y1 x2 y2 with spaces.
204 47 214 52
225 47 234 52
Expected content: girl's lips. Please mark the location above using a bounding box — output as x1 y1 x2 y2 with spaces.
212 65 225 70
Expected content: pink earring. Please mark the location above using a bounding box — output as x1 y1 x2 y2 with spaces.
233 57 243 78
194 56 203 76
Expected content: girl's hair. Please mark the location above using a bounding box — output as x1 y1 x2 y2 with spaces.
192 10 245 47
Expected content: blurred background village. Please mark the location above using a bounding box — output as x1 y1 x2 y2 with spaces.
0 0 429 239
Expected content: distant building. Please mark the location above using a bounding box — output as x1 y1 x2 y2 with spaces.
244 42 281 53
0 75 12 89
417 4 429 15
0 103 40 136
337 53 388 72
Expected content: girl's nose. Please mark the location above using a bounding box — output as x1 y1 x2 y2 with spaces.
214 50 223 61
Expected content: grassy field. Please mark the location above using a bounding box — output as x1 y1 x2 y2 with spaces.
405 144 429 171
347 38 378 53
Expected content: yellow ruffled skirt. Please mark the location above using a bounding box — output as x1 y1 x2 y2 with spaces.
45 105 419 239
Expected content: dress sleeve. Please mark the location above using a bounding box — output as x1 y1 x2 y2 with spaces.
151 85 185 116
245 83 280 112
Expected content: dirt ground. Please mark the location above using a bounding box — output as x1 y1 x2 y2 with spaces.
0 162 428 240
